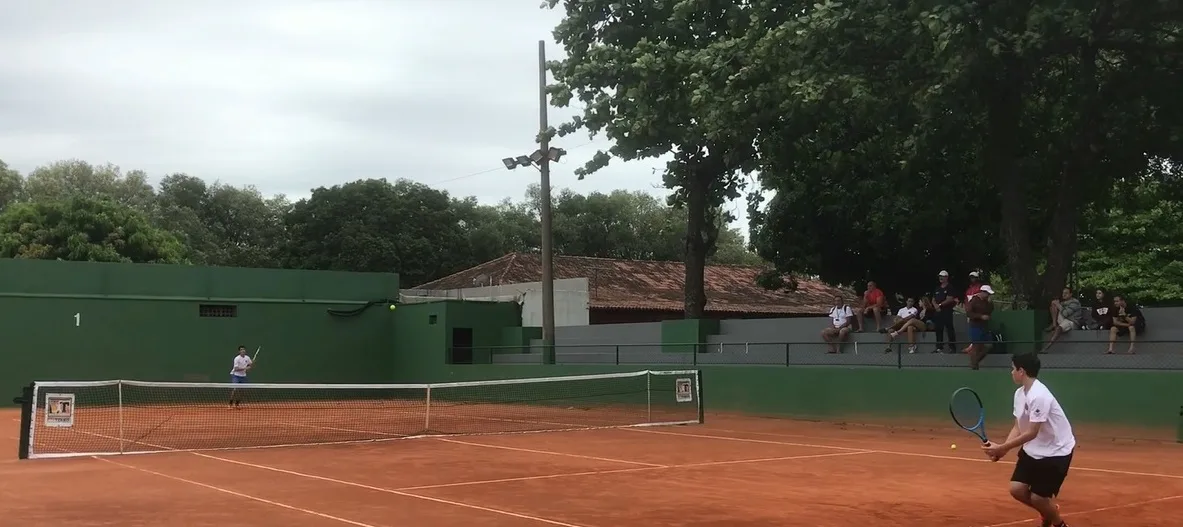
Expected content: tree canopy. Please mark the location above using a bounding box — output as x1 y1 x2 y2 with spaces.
0 158 762 287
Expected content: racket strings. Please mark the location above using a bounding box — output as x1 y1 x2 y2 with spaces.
950 391 983 429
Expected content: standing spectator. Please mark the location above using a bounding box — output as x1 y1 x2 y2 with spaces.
882 297 927 354
966 285 995 369
1106 295 1145 354
965 271 983 300
1086 289 1114 330
932 271 960 353
855 280 888 332
821 295 854 354
1042 288 1084 352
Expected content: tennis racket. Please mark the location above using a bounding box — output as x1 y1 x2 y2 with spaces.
252 346 262 362
949 386 990 445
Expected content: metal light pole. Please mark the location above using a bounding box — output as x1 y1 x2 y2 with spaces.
536 40 557 364
499 41 560 364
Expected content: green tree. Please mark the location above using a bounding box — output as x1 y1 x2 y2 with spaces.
545 0 757 317
155 174 290 268
284 179 469 286
699 1 1183 304
22 159 156 213
0 159 23 211
1076 176 1183 305
0 196 185 263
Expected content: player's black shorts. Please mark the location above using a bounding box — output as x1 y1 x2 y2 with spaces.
1011 448 1073 498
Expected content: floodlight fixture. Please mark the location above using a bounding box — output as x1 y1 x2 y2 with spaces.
501 157 519 170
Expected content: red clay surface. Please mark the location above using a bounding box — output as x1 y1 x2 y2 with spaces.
3 408 1181 526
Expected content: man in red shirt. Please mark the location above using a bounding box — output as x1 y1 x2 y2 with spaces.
855 280 888 332
965 271 983 299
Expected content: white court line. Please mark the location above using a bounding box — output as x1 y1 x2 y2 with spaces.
980 494 1183 527
30 438 385 527
58 428 591 526
98 457 383 527
433 437 667 468
396 449 875 491
193 452 591 527
629 428 1183 480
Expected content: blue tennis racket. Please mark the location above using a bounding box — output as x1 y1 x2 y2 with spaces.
949 386 990 445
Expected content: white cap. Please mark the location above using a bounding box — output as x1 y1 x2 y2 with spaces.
938 270 949 277
979 285 994 295
969 271 980 277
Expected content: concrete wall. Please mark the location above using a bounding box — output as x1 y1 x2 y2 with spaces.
399 364 1183 442
401 278 589 327
488 308 1183 370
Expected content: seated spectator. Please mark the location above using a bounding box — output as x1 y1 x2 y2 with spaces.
1085 288 1114 330
1106 295 1145 354
1042 287 1084 352
882 297 927 354
821 296 854 354
854 280 887 332
919 294 939 332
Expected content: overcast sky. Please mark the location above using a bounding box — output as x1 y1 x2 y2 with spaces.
0 0 752 229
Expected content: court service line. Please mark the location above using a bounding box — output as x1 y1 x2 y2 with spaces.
396 449 876 492
629 428 1183 480
979 493 1183 527
59 428 590 526
191 452 592 527
433 437 667 467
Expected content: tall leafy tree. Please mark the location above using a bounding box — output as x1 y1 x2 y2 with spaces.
22 159 157 213
545 0 757 317
0 159 23 211
155 174 290 268
0 196 185 263
285 178 469 286
697 0 1183 303
1076 175 1183 305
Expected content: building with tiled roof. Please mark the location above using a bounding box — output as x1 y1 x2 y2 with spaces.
412 253 857 324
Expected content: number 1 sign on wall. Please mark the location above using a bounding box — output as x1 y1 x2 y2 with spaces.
74 313 80 327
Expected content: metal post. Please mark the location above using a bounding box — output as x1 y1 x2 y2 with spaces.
615 345 620 365
538 40 557 365
784 343 791 366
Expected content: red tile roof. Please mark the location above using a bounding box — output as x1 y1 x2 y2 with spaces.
414 253 856 315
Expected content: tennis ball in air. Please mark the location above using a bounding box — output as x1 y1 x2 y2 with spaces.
389 304 397 311
950 444 957 450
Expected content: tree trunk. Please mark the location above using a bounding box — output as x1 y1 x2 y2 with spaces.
684 165 710 319
1041 4 1112 302
984 63 1040 307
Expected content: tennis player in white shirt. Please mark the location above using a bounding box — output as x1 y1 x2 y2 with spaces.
229 345 253 408
983 353 1076 527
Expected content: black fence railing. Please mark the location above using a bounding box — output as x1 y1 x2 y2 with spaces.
446 339 1183 370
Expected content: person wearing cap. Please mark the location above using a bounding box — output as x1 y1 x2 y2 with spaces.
932 271 960 353
966 285 996 369
966 271 983 300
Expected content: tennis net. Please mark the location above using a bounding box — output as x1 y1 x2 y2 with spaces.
16 369 703 459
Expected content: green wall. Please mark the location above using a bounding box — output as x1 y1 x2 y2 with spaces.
402 364 1182 441
0 259 400 389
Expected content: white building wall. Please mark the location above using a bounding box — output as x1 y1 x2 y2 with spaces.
400 277 590 327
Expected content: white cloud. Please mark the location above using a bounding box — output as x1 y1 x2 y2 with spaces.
0 0 750 234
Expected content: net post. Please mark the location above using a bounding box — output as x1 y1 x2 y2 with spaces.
784 343 790 366
16 383 33 460
117 380 125 454
696 369 705 424
424 385 432 432
646 372 652 423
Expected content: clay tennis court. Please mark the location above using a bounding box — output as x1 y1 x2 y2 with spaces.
3 407 1181 526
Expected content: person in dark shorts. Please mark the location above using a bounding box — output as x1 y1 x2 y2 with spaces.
983 353 1076 527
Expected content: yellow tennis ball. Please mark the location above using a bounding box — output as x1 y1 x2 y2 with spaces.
388 304 397 311
950 444 957 450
